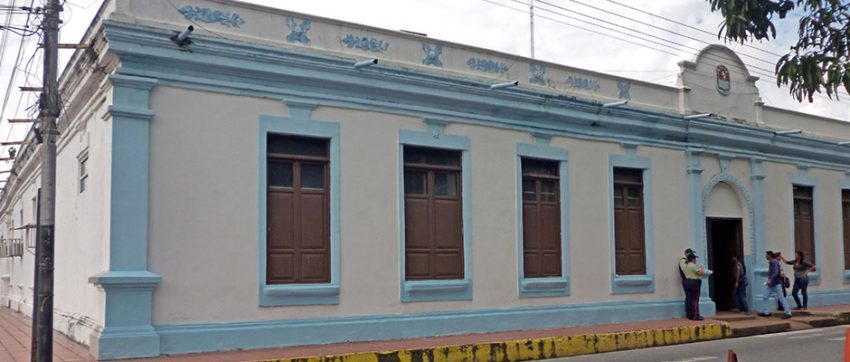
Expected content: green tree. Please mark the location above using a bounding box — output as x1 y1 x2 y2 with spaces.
707 0 849 102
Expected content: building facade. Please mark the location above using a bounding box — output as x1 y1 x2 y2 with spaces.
0 0 849 359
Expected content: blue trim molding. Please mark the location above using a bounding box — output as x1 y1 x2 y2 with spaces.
398 124 472 302
529 64 546 85
257 99 341 306
749 158 768 309
699 155 756 316
285 17 311 45
341 34 389 52
86 74 161 360
790 167 821 285
608 144 654 294
103 21 850 174
421 43 443 67
152 296 723 355
466 57 509 73
515 141 570 297
177 6 246 28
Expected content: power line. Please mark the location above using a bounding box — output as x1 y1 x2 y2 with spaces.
528 0 780 76
485 0 849 105
485 0 691 64
605 0 785 59
547 0 781 68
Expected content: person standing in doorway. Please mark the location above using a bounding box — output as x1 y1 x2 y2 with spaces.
732 253 749 313
682 252 704 320
759 251 792 319
781 251 816 310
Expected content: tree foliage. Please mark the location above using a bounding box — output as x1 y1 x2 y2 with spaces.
707 0 850 102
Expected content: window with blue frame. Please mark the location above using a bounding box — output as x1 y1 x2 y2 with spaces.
521 157 562 278
266 134 331 284
403 145 464 280
613 167 646 276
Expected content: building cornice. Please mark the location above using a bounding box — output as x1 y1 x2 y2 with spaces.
103 21 850 170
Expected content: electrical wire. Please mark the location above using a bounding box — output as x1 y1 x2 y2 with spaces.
484 0 849 105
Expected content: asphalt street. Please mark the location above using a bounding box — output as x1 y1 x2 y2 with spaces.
547 325 848 362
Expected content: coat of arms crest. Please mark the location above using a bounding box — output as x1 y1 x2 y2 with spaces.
716 65 731 95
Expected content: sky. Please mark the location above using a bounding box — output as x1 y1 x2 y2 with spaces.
0 0 847 175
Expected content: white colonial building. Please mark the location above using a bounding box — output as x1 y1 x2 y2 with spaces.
0 0 848 359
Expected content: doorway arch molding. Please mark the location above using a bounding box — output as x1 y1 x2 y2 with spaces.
701 172 755 257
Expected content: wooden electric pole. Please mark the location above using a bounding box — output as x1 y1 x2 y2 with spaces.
34 0 60 360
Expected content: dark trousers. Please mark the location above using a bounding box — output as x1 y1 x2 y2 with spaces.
792 276 809 308
684 279 701 319
734 281 749 312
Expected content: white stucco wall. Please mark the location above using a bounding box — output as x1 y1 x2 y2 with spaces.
0 176 40 314
0 85 112 347
706 183 743 218
146 85 703 325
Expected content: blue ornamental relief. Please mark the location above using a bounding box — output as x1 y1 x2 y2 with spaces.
341 34 389 53
466 57 508 73
566 76 600 91
178 6 246 28
286 17 311 45
422 43 443 67
617 81 631 100
529 64 546 85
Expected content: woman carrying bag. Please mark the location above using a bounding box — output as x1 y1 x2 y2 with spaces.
781 251 816 310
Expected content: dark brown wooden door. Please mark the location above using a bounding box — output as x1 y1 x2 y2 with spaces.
793 185 815 264
521 158 561 278
613 168 646 275
404 146 463 280
843 190 850 269
266 135 330 284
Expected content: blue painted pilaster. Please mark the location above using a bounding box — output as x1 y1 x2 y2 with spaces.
749 158 767 310
686 148 714 315
88 74 161 359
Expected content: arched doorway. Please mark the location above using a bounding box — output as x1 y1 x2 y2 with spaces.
704 181 748 311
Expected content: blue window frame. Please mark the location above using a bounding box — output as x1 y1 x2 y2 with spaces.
516 142 570 297
609 150 654 294
790 169 821 286
257 104 340 307
398 125 472 302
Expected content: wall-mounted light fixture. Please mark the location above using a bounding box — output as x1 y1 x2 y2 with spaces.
602 100 628 108
354 59 378 69
490 81 519 90
171 25 194 46
684 113 712 120
775 129 802 135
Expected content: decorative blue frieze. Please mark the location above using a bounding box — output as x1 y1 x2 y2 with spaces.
422 43 443 67
466 57 508 73
566 76 600 91
285 17 311 45
177 6 246 28
529 64 546 85
341 34 389 53
618 81 631 100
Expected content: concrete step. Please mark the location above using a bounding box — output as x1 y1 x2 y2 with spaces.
712 312 757 322
788 316 839 328
726 317 791 337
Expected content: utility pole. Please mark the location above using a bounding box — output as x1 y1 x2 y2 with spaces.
35 0 60 360
529 0 535 59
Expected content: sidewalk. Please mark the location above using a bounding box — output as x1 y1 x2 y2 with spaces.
3 305 849 361
0 307 93 361
0 306 728 362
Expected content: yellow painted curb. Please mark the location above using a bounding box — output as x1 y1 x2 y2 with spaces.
257 322 731 362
